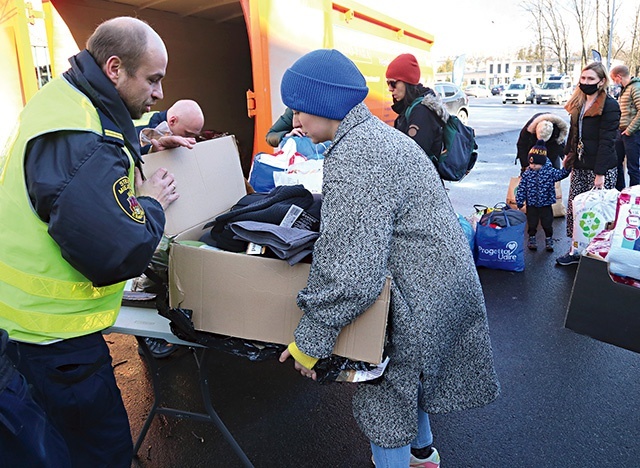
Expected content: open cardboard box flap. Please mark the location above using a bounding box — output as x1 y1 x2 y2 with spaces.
141 136 389 364
141 136 247 237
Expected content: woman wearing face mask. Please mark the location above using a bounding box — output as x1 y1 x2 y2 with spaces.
556 61 621 266
385 54 448 166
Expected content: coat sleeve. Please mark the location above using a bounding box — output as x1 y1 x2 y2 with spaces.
627 84 640 135
550 167 571 182
25 131 165 287
516 129 534 170
265 108 294 147
595 97 621 175
294 161 394 359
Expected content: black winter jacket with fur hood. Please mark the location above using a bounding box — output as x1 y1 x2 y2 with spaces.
516 112 569 172
392 85 449 159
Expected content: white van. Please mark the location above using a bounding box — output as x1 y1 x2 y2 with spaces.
536 76 573 104
502 81 535 104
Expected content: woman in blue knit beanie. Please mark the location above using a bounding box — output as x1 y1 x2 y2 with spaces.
279 49 499 468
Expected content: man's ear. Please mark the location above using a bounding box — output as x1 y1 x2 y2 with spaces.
104 56 122 85
167 114 178 129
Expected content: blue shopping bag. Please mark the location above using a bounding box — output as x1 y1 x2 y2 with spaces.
248 153 286 193
457 213 475 254
475 207 526 272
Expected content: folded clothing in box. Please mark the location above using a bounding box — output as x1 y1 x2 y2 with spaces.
202 185 320 252
230 221 319 265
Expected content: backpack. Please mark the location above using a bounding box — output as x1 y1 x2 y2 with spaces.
406 99 478 182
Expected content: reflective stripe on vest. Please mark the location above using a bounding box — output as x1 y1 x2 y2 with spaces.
0 77 132 343
133 111 159 128
0 259 123 300
0 299 119 338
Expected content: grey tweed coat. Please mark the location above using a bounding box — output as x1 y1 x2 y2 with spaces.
294 103 500 448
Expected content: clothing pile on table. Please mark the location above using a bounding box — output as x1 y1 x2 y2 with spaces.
200 184 322 265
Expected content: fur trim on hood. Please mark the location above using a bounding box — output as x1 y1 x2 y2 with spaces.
565 91 607 119
535 121 554 142
421 92 450 123
526 113 568 145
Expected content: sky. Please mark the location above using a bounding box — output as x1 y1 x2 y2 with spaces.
363 0 534 61
361 0 639 63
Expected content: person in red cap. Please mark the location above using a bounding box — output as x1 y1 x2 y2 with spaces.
386 53 448 165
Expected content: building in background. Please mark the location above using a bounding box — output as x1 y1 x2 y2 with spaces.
434 56 584 88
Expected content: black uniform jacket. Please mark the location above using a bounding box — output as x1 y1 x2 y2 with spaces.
24 50 165 287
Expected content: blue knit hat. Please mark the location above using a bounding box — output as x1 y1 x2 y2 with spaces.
280 49 369 120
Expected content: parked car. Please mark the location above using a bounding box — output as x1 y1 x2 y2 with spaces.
464 84 491 98
536 77 572 104
491 84 506 95
433 82 469 124
502 81 535 104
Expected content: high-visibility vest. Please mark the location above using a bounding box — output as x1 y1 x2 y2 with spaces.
0 77 133 343
133 111 160 128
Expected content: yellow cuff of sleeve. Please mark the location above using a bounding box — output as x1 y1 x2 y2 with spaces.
288 342 319 370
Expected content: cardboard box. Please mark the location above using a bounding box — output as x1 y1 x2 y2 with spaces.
564 254 640 354
142 136 389 364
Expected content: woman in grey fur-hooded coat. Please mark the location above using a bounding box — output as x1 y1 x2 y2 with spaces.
280 49 500 451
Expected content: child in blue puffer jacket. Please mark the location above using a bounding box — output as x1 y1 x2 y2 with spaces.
516 140 571 251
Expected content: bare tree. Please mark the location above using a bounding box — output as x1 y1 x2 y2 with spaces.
628 4 640 75
595 0 602 53
596 0 622 64
568 0 593 68
542 0 571 74
522 0 547 80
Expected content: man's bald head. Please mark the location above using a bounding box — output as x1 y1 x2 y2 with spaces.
87 17 168 118
87 17 165 76
167 100 205 138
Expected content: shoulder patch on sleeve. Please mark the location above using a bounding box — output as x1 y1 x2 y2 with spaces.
113 176 146 223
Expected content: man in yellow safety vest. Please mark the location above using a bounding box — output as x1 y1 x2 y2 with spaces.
0 16 179 466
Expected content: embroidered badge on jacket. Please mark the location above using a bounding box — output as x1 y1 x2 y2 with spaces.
408 124 419 137
113 176 146 223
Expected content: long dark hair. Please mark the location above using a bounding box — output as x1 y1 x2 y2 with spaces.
401 83 433 106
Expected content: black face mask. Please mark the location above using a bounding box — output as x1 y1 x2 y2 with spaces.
579 83 600 95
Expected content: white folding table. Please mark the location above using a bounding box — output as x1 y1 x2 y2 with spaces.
105 303 254 467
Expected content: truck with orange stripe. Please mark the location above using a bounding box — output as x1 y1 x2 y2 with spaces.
1 0 434 172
